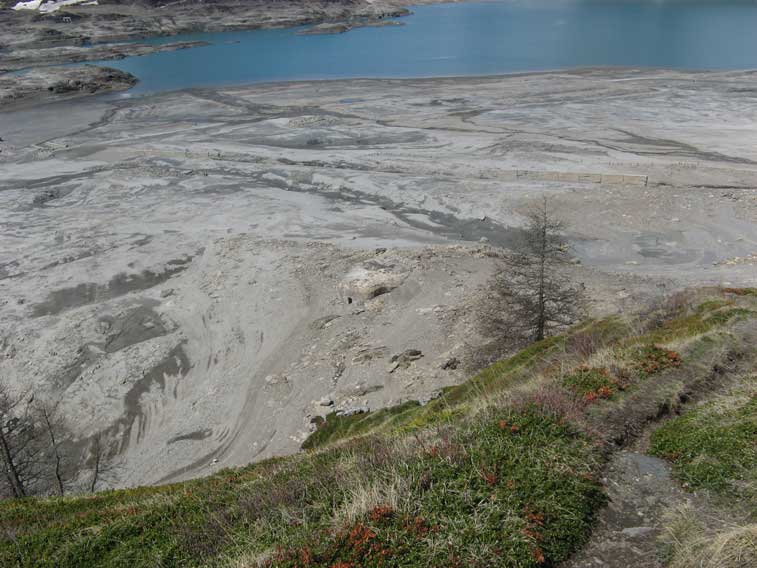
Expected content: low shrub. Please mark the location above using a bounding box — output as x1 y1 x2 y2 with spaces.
302 401 420 450
703 307 752 327
632 345 682 378
722 287 757 297
267 408 605 567
563 367 623 401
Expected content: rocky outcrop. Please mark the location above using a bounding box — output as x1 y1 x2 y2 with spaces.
340 262 408 301
0 0 418 105
0 40 210 73
0 0 414 69
0 65 137 108
297 18 404 36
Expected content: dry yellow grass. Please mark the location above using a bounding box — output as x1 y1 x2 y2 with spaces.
330 475 405 528
662 506 757 568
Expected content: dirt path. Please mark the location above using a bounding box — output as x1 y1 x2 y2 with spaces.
567 450 693 567
568 322 757 567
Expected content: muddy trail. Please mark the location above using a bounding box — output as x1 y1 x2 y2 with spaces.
568 450 695 567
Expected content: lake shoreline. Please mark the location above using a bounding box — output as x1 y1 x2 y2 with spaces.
5 64 757 113
0 0 454 71
0 64 138 111
4 0 757 108
0 0 447 107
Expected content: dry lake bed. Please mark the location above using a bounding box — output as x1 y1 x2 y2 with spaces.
1 68 755 486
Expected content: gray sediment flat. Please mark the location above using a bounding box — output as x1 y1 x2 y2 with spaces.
0 69 755 488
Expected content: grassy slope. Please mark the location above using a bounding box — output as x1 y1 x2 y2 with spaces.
650 377 756 499
1 289 755 567
648 331 756 568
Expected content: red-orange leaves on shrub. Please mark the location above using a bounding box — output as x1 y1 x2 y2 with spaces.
403 515 433 538
480 465 499 487
523 506 547 564
496 419 520 433
634 346 682 377
348 523 377 551
369 505 394 524
525 508 545 527
485 471 498 487
301 548 314 565
565 366 623 403
596 386 614 399
533 547 546 564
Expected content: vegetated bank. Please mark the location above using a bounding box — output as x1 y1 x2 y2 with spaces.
647 291 757 568
0 287 755 567
650 382 757 567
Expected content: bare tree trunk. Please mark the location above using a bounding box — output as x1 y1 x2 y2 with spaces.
535 197 548 341
39 405 64 496
89 434 102 494
0 426 25 498
0 386 30 498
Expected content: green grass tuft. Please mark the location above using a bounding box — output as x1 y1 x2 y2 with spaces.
563 367 622 401
302 400 421 450
269 408 605 568
650 377 757 497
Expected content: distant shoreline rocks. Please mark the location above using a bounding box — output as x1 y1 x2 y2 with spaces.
297 18 405 36
0 64 136 109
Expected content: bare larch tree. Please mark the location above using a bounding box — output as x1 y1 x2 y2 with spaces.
0 385 41 498
483 196 582 343
88 434 104 494
87 432 118 493
0 380 93 498
36 402 67 496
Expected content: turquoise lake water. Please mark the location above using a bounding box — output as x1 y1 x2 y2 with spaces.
101 0 757 94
